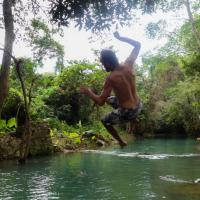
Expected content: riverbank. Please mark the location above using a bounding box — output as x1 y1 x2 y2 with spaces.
1 121 199 161
0 120 116 160
0 125 136 160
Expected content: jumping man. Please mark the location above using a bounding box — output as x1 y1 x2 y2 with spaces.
80 31 142 147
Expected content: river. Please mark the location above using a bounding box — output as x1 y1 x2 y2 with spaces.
1 138 200 200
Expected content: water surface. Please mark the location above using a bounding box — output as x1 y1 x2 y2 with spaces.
1 138 200 200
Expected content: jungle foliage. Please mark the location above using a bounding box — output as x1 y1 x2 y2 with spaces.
0 1 200 140
138 15 200 136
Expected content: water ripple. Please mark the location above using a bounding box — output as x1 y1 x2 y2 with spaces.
82 150 200 160
160 175 200 184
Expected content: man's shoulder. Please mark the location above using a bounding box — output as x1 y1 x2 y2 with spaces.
120 62 134 69
120 63 136 75
108 71 119 79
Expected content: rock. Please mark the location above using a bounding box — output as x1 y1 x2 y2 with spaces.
82 130 96 138
82 130 110 146
0 135 21 159
28 122 53 156
53 144 63 153
0 122 54 160
96 139 106 147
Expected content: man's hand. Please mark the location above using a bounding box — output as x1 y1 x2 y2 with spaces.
80 84 111 106
80 86 92 96
113 31 121 40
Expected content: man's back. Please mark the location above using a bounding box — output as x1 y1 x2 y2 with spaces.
109 64 139 109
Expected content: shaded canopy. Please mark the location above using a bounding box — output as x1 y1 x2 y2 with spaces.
48 0 164 32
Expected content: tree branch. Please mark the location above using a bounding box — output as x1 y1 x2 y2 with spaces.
0 46 32 164
0 47 17 63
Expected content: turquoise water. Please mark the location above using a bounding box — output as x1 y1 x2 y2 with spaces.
1 139 200 200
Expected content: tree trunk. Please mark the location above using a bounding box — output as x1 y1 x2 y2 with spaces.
0 0 15 118
184 0 200 49
15 60 32 164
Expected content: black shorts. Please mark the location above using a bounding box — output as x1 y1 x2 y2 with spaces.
101 96 142 126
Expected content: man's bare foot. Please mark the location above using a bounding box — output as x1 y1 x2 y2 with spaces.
119 141 127 148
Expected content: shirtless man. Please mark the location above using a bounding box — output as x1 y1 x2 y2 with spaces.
80 31 142 147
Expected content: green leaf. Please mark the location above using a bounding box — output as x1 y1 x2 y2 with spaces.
50 129 54 137
7 118 17 128
74 138 81 144
63 131 69 136
91 136 96 140
0 120 7 129
69 132 79 139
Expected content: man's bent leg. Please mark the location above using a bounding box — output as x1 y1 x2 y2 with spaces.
102 122 127 148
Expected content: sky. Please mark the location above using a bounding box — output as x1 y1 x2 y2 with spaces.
0 7 188 73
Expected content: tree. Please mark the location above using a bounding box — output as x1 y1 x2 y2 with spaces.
184 0 200 48
0 1 65 117
0 0 38 117
48 0 164 32
2 0 198 117
14 59 32 163
145 0 200 49
45 61 107 125
27 19 65 73
0 0 15 118
140 12 200 135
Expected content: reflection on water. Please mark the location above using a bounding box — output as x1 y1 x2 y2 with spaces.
0 139 200 200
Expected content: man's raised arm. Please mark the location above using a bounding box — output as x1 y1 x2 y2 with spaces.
114 31 141 66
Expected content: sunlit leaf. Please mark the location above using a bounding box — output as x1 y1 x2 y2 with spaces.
7 118 17 128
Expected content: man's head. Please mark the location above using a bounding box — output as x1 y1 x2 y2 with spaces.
100 49 119 72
